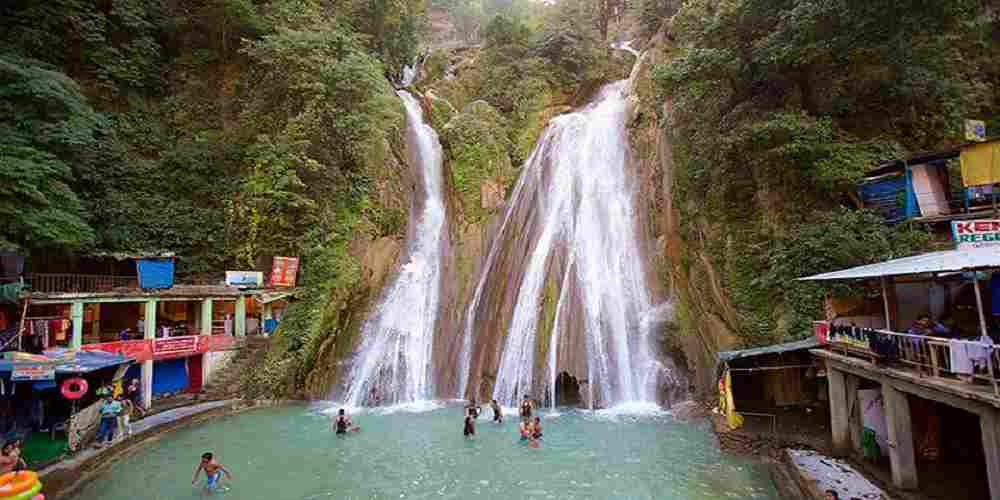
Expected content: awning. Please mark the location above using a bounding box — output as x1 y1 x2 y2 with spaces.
718 338 822 363
0 349 133 375
798 249 1000 281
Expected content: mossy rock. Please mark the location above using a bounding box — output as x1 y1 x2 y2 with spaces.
441 100 515 223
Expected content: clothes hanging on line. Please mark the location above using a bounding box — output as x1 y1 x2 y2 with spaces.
950 339 976 375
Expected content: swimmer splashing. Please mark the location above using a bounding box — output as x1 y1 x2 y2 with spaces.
193 452 232 493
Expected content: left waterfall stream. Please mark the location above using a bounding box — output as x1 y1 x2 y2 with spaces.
338 89 448 407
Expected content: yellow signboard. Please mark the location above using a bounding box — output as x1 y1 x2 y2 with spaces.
961 141 1000 186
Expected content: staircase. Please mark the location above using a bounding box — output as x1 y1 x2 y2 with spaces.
201 336 271 400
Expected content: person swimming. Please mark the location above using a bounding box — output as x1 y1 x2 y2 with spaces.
490 399 502 423
192 452 231 492
334 409 358 435
519 420 531 441
531 416 543 440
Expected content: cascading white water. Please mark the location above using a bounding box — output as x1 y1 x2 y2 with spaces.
341 91 447 406
477 78 665 408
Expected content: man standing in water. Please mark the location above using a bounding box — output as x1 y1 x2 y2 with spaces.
490 399 502 423
520 394 533 422
463 413 476 437
464 399 481 419
333 409 358 435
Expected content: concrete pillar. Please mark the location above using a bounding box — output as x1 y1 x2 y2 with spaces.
846 374 863 454
828 368 851 456
144 300 157 339
200 299 213 336
883 383 918 489
235 295 246 337
69 302 84 349
981 409 1000 500
141 299 157 409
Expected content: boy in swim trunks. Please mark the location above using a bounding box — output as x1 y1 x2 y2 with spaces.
193 452 231 492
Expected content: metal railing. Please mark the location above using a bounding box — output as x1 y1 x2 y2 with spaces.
827 327 1000 396
26 273 137 293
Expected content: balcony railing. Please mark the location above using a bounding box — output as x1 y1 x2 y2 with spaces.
826 325 1000 396
26 273 137 293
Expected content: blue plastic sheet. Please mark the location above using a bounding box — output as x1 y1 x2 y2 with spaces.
137 258 175 289
152 358 188 395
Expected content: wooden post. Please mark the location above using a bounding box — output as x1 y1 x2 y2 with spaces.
973 274 990 339
883 383 919 490
882 276 893 330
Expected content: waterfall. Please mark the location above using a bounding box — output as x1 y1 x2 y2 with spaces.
341 90 447 406
459 67 672 408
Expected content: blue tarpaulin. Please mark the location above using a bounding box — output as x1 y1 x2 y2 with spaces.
857 175 908 224
0 349 133 374
137 258 175 289
152 358 188 395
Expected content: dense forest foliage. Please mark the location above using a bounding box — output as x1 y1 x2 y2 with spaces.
0 0 420 271
652 0 1000 345
3 0 999 395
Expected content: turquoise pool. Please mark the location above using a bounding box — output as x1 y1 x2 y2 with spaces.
70 403 777 499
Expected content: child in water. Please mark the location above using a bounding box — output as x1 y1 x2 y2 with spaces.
518 420 531 441
193 452 232 492
464 414 476 437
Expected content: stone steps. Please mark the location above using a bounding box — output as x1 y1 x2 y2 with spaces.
201 337 271 399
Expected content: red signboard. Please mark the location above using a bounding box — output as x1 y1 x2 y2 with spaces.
271 256 299 288
82 339 153 361
153 336 199 359
82 335 240 362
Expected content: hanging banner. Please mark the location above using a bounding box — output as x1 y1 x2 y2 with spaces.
225 271 263 288
952 219 1000 250
12 364 56 381
271 257 299 288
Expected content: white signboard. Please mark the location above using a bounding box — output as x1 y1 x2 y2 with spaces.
952 220 1000 250
225 271 263 288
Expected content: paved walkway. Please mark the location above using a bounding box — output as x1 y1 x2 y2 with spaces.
40 400 235 477
787 448 889 499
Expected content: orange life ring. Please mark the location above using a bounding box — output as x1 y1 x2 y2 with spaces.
0 470 38 497
60 377 88 400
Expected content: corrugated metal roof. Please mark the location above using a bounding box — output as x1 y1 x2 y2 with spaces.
799 248 1000 281
718 337 822 363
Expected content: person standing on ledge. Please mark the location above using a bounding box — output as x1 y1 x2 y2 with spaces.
520 394 533 422
490 399 503 423
94 394 121 448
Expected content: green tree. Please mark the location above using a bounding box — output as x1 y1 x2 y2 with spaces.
0 54 99 250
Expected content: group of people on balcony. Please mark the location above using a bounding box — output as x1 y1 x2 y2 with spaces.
907 314 963 339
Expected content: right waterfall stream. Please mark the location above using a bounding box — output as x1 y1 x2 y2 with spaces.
459 57 679 409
